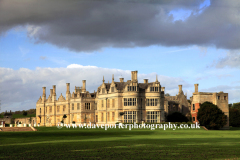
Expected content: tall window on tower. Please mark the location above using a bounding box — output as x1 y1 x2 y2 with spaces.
85 103 90 110
192 104 195 110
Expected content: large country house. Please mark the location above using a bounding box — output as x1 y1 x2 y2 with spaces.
36 71 229 128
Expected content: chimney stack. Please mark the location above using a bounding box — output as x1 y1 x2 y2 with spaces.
50 89 53 97
144 79 148 84
66 83 70 100
66 83 70 94
178 85 182 94
82 80 86 93
53 85 56 96
42 87 46 103
52 85 56 102
161 87 165 92
120 78 124 82
194 84 199 93
131 71 138 82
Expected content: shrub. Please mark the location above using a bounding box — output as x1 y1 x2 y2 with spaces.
166 112 189 122
197 101 227 130
23 111 27 116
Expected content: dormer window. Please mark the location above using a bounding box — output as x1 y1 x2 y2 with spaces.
150 87 159 92
111 87 114 92
102 88 105 94
128 86 137 91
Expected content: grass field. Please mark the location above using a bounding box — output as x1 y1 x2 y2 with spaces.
0 126 240 159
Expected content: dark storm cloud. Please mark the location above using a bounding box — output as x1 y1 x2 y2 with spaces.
0 0 240 52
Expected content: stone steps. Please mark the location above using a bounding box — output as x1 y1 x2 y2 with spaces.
0 127 36 132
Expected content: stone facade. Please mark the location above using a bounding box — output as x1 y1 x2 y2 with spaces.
36 71 229 127
36 71 166 126
163 85 191 119
190 84 229 128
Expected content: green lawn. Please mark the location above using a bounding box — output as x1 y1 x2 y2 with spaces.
0 126 240 159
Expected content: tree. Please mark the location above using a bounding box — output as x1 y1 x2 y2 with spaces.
232 102 240 110
229 107 240 127
62 114 67 124
197 102 227 130
23 111 28 116
165 93 170 96
166 112 189 122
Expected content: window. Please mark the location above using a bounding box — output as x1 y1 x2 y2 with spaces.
102 100 104 108
85 103 90 110
57 106 60 112
147 111 159 123
49 106 52 113
133 98 136 106
112 112 115 121
107 112 110 121
218 96 220 100
101 113 104 122
46 107 47 113
124 98 137 106
107 99 110 108
224 96 226 100
128 86 137 91
124 98 128 106
124 111 136 123
72 104 74 110
150 87 159 92
193 104 195 110
40 108 41 114
102 88 105 94
77 103 80 110
193 117 195 121
111 87 114 92
155 99 158 106
112 99 115 108
146 98 158 106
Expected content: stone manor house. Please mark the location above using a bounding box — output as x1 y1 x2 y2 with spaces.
36 71 229 127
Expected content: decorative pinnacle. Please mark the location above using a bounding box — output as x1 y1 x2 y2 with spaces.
102 76 105 83
112 74 114 82
156 75 158 82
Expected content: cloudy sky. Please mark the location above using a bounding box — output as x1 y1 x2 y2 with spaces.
0 0 240 112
